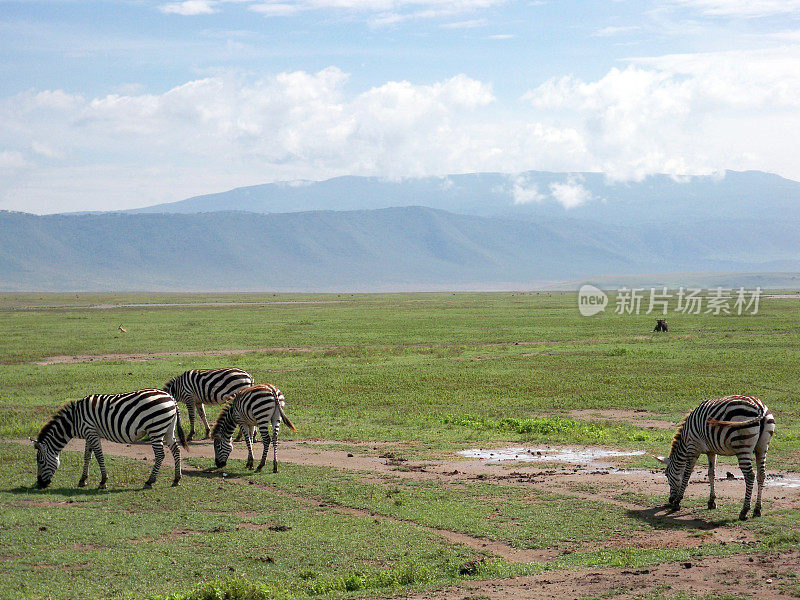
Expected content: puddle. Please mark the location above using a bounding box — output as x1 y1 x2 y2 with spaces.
766 474 800 488
458 446 646 467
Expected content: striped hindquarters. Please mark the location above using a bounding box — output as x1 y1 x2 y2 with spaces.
165 368 254 405
687 395 773 456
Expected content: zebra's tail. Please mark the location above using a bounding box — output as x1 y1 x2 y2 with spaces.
175 410 189 450
279 407 297 432
707 413 765 428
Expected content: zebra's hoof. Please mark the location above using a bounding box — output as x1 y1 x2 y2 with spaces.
739 511 749 521
78 478 87 488
708 500 716 510
98 482 107 490
143 481 154 489
256 465 264 472
272 466 278 474
172 479 180 487
753 507 761 518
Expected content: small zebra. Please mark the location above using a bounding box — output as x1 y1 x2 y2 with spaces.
656 395 775 520
32 389 187 490
164 368 254 441
211 384 296 473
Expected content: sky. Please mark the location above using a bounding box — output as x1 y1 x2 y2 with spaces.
1 0 800 214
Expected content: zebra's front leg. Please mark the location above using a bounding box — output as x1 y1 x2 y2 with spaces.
90 436 108 489
78 439 93 487
186 401 196 442
737 454 756 520
256 426 271 472
168 441 182 486
197 403 212 439
753 451 767 518
145 441 165 488
707 453 717 510
243 427 255 470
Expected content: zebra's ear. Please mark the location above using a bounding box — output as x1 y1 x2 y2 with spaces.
30 437 40 449
654 455 668 465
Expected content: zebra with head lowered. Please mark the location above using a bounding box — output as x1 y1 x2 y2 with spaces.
212 384 296 473
33 389 187 490
656 395 775 521
164 368 254 441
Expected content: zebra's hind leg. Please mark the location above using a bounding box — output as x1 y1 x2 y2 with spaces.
753 451 767 518
736 453 756 520
145 441 165 488
272 421 281 473
168 441 182 486
707 453 717 509
197 403 212 439
78 439 93 487
256 425 271 472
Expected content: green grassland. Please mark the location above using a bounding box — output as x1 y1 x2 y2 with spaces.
0 292 799 599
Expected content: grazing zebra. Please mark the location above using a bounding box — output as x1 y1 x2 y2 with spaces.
164 368 254 441
33 389 187 490
211 384 296 473
656 395 775 520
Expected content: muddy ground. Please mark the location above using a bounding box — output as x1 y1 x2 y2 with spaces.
43 437 800 599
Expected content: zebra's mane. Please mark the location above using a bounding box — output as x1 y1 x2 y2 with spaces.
210 400 236 437
37 401 76 443
669 412 690 457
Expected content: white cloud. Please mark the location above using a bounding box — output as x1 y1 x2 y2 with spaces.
0 150 27 170
510 175 545 205
549 180 591 209
159 1 218 15
593 25 640 37
441 19 488 29
523 46 800 180
668 0 800 17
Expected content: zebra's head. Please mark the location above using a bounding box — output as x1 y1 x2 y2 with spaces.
33 439 60 489
213 434 233 468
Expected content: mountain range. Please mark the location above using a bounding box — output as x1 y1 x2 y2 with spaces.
2 170 799 291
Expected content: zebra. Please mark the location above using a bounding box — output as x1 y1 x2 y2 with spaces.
211 384 296 473
655 395 775 521
164 368 254 441
32 389 187 490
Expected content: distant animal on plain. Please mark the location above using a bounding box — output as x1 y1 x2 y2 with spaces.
32 390 187 490
118 325 127 333
212 384 296 473
163 368 254 441
653 319 668 332
655 395 775 520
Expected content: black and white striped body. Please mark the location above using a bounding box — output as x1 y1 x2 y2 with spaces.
658 395 775 520
211 384 295 473
34 389 187 489
164 368 254 441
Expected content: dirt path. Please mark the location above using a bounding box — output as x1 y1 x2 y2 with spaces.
402 549 800 600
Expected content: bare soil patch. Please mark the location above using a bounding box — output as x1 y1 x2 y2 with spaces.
401 550 800 600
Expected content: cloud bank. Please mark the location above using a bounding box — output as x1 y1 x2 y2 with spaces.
3 45 800 212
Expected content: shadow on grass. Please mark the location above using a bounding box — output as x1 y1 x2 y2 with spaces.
626 505 737 530
7 484 142 496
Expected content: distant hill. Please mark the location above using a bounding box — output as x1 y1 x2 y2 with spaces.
126 170 800 225
1 207 799 291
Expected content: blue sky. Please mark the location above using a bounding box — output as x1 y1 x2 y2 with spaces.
2 0 800 213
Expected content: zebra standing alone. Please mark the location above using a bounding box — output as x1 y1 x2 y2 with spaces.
164 368 254 441
33 389 187 489
212 384 296 473
656 394 775 520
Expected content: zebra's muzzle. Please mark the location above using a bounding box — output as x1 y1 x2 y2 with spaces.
35 477 50 489
215 459 227 468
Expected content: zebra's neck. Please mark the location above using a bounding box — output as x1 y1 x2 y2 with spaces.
213 406 238 438
39 406 77 453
